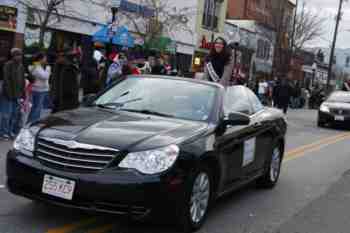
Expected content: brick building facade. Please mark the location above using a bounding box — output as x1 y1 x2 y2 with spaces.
226 0 273 27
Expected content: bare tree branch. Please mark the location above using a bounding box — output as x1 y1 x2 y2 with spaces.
257 1 326 75
291 3 326 50
20 0 98 48
96 0 195 47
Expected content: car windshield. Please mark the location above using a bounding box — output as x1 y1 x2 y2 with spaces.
327 92 350 103
94 77 217 122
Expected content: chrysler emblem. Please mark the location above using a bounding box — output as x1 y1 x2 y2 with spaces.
64 140 79 149
339 110 343 114
42 137 120 151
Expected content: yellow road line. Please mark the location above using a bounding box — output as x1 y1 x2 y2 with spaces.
47 218 97 233
46 133 350 233
285 132 350 157
284 133 350 162
86 224 115 233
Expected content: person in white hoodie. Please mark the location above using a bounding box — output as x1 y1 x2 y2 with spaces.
27 52 51 123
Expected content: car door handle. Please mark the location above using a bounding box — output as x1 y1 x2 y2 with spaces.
253 122 262 128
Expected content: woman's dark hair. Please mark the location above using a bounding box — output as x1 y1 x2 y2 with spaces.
208 37 232 65
33 52 45 62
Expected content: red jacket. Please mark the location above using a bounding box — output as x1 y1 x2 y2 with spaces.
131 67 141 75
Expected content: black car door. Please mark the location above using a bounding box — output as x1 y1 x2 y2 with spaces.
244 88 274 177
216 86 260 187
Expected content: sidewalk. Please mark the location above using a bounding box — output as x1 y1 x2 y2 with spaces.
276 169 350 233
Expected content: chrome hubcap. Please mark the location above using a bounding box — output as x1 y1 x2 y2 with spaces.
190 172 210 223
270 148 281 182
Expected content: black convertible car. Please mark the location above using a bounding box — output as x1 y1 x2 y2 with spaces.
318 91 350 128
7 76 287 232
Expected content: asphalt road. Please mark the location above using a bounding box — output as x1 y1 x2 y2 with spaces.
1 109 350 233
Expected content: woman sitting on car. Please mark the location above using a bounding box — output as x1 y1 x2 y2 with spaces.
202 37 234 87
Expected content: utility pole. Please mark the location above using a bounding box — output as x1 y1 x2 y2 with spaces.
327 0 344 92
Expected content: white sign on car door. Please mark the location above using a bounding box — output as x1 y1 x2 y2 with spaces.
243 138 256 167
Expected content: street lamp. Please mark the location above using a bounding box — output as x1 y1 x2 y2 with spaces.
107 0 121 57
111 0 121 23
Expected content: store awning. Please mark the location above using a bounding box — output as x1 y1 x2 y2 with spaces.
92 25 135 48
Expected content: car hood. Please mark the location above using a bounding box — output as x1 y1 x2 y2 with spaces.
324 102 350 109
36 108 209 151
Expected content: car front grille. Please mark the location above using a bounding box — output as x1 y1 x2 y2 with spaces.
330 109 350 115
35 138 120 172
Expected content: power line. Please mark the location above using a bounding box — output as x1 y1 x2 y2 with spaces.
327 0 345 92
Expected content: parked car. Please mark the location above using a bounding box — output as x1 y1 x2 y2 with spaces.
318 91 350 128
7 76 287 232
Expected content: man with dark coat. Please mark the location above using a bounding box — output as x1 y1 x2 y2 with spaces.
81 54 99 96
1 48 25 139
51 49 80 113
274 76 292 114
272 79 281 108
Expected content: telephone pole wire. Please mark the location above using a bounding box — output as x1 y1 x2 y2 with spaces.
327 0 344 92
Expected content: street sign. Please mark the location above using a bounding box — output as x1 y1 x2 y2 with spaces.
111 22 118 33
111 0 121 8
107 22 118 38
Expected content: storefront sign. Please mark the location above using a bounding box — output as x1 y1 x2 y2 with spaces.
199 36 214 50
0 5 17 32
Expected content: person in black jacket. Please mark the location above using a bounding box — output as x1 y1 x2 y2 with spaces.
0 56 7 94
81 54 99 96
272 79 280 108
274 77 292 114
1 48 25 138
51 49 80 113
151 56 166 75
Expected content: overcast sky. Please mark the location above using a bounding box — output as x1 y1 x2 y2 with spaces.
302 0 350 49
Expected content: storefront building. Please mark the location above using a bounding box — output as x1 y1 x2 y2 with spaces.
225 20 275 83
0 0 26 58
20 0 199 73
224 22 255 84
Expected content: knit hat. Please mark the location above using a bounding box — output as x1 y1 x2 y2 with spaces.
11 48 22 57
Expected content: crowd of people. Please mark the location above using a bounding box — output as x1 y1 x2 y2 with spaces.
0 44 178 140
0 37 346 140
0 47 80 140
257 77 328 114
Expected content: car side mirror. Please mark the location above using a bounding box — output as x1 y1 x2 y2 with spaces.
81 94 97 106
224 112 250 126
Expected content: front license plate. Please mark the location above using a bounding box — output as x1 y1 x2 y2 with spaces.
335 115 345 121
42 175 75 200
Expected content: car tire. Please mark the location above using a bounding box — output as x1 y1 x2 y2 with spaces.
317 120 325 128
256 144 283 189
177 165 213 233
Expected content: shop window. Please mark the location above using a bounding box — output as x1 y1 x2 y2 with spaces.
0 32 13 58
202 0 222 30
264 41 271 60
257 39 264 59
257 39 271 60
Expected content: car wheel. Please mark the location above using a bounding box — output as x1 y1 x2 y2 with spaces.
257 144 282 189
177 166 213 233
317 120 325 128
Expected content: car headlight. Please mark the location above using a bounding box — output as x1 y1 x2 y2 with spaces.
320 104 330 113
13 128 36 156
119 145 180 175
